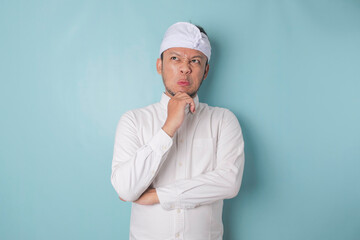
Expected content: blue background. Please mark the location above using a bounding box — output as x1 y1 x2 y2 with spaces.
1 0 359 239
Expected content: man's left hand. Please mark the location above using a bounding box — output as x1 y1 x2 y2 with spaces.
134 188 159 205
119 188 159 205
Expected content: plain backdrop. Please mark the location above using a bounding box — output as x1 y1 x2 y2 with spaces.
1 0 359 239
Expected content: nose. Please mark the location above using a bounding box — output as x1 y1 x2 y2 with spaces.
179 62 191 75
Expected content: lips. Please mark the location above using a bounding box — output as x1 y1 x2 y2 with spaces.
177 80 190 86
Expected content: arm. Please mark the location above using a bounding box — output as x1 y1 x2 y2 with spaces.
110 111 173 202
156 110 245 210
115 92 196 204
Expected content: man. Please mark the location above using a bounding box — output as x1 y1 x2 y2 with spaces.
111 22 245 240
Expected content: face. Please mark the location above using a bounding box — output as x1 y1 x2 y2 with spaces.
156 47 210 98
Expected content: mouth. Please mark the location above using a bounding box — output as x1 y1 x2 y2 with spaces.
177 80 190 86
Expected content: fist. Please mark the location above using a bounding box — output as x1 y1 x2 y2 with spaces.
162 92 195 137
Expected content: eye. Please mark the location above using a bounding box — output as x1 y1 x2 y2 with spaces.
191 59 200 64
170 56 178 60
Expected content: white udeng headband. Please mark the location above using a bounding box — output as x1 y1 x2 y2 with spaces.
159 22 211 62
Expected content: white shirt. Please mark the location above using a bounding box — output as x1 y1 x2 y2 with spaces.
111 93 245 240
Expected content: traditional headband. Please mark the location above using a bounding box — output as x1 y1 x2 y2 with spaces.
159 22 211 61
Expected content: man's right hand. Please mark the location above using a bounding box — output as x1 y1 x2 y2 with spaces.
162 92 195 137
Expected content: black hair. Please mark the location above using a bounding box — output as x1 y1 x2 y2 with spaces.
195 25 208 37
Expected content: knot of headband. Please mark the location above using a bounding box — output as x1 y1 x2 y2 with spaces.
159 22 212 61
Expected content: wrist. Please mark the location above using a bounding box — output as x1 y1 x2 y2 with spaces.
153 190 160 204
162 123 176 137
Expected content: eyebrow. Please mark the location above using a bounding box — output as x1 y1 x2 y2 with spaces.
168 52 205 59
191 55 204 59
168 51 181 56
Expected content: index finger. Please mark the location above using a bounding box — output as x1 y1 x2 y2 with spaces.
184 97 196 113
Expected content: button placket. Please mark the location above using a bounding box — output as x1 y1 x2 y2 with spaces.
176 120 187 180
174 208 184 240
174 120 186 240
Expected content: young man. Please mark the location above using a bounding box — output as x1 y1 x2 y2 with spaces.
111 22 245 240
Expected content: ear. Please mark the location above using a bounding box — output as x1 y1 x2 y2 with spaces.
203 64 210 80
156 58 162 74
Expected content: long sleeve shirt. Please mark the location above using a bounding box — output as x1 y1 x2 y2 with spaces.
111 93 245 240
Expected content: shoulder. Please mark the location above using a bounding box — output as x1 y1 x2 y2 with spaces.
198 102 238 120
198 102 241 131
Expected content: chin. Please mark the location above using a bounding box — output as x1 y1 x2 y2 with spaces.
184 90 197 98
166 87 198 98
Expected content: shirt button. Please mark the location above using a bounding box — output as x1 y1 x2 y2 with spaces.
179 162 182 167
177 209 181 213
179 139 183 143
175 232 180 238
161 145 166 151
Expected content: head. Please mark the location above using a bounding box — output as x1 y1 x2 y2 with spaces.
157 22 211 98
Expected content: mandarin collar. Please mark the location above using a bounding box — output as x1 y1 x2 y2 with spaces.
160 92 199 114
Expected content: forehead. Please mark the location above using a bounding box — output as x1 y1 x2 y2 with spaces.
163 47 207 59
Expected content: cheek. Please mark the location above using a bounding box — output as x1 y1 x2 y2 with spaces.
170 64 178 73
194 69 205 80
162 66 178 85
164 64 177 76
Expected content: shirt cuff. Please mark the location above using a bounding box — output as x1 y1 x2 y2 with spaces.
156 186 178 210
156 185 197 210
148 128 173 156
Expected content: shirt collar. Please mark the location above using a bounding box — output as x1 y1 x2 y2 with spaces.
160 92 199 114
